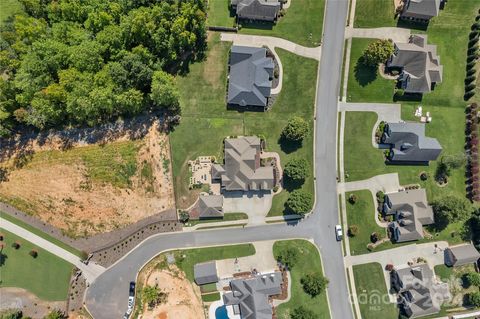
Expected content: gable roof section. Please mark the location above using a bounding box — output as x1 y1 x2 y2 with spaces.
444 243 480 267
223 272 282 319
402 0 441 20
194 261 219 285
389 35 443 93
228 46 274 107
198 194 224 218
385 189 435 242
232 0 280 21
382 122 442 163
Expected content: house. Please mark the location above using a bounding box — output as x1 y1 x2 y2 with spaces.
383 189 435 242
223 272 282 319
387 35 443 94
400 0 444 23
227 46 274 108
381 122 442 164
444 243 480 267
212 136 275 192
390 264 450 318
194 261 219 285
189 194 224 219
230 0 281 22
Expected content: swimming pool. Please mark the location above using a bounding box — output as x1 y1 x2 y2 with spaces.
215 305 229 319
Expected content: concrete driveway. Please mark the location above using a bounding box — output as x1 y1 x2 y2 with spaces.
223 190 273 225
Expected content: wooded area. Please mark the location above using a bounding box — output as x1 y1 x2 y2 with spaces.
0 0 207 135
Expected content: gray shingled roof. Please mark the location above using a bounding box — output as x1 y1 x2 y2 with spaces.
387 35 443 94
223 272 282 319
197 194 224 219
227 46 274 107
194 261 219 285
401 0 441 21
444 244 480 267
381 122 442 163
384 189 435 243
231 0 280 21
393 264 449 318
213 136 275 191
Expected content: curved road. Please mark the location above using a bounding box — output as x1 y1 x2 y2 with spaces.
85 0 351 318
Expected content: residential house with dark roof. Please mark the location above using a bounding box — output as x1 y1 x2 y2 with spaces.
444 243 480 267
390 264 450 318
383 189 435 242
227 46 274 108
230 0 281 22
387 35 443 94
212 136 275 192
381 122 442 164
189 194 224 219
223 272 282 319
400 0 444 23
194 261 219 285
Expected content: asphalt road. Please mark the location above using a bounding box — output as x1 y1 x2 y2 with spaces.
85 0 351 317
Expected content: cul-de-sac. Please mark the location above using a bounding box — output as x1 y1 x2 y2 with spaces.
0 0 479 318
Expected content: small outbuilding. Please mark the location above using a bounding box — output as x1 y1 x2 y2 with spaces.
194 261 219 285
444 243 480 267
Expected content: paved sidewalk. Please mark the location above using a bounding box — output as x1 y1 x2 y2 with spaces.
345 27 411 42
0 217 105 283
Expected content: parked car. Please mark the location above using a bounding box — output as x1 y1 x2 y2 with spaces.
335 225 343 241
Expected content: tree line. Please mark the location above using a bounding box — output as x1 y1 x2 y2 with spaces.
0 0 207 136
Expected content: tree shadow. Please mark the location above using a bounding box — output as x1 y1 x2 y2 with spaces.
0 252 7 267
278 136 302 154
354 57 378 87
393 92 423 102
282 176 304 192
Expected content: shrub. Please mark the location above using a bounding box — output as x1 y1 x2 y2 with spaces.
287 190 313 215
44 310 67 319
467 291 480 307
11 242 20 249
275 247 299 269
467 68 477 77
465 75 477 84
284 158 309 182
29 250 38 258
362 39 394 66
348 225 359 237
465 91 476 101
300 272 329 297
281 117 309 142
466 272 480 287
395 88 405 97
348 193 358 204
466 83 476 92
291 306 316 319
467 60 476 69
376 191 385 203
420 172 428 181
179 211 189 223
371 232 380 243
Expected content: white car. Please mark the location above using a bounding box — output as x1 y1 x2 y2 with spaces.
335 225 343 241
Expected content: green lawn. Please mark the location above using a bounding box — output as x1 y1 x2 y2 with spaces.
206 0 235 28
0 212 82 257
201 291 221 302
0 229 72 301
175 244 255 282
274 240 330 319
0 0 23 25
186 212 248 226
353 0 397 28
352 262 398 319
237 0 326 47
345 190 387 255
172 34 317 213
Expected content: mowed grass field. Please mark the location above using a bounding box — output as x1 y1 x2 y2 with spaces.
172 34 317 215
274 240 330 319
0 229 72 301
354 0 397 28
206 0 235 28
0 0 23 25
352 262 398 319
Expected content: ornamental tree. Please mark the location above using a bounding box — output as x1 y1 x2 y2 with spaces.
362 39 394 66
281 117 309 142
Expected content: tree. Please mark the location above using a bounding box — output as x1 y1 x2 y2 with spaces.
432 195 473 229
466 272 480 287
275 247 299 268
300 272 329 297
284 158 309 182
290 306 316 319
362 39 394 66
467 291 480 307
29 250 38 258
179 211 190 223
281 117 309 142
150 70 181 114
44 310 66 319
287 190 313 215
142 285 167 309
1 310 23 319
348 225 359 237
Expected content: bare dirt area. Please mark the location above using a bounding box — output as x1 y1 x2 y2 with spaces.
0 118 175 237
0 287 66 319
141 265 204 319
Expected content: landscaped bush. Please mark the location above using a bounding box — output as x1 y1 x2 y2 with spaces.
348 225 359 237
275 247 299 269
281 117 310 143
179 211 190 223
362 39 394 66
467 291 480 307
348 193 358 204
300 272 329 297
284 158 309 183
287 190 313 215
370 232 381 243
29 250 38 258
44 309 67 319
376 190 385 203
11 242 20 249
291 306 316 319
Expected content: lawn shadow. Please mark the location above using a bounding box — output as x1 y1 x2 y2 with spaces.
393 93 423 102
396 19 429 31
240 20 274 31
278 136 302 154
354 57 378 87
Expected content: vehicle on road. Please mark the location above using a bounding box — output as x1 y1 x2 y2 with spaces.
335 225 343 241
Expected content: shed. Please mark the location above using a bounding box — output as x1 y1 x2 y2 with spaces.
194 261 219 285
444 244 480 267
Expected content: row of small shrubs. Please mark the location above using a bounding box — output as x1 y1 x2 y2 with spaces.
466 103 479 202
464 16 480 101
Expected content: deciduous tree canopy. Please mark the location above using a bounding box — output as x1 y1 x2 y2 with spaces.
0 0 207 135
